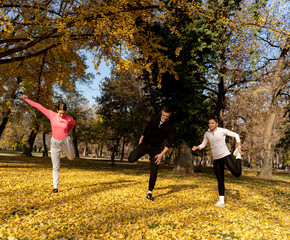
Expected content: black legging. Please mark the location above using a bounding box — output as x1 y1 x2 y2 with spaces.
213 154 242 196
128 142 160 191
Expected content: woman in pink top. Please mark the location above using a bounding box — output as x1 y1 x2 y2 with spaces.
192 117 242 207
21 95 76 193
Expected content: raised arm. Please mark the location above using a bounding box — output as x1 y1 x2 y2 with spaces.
21 95 53 119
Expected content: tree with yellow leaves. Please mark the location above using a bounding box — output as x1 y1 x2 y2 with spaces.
0 0 192 83
21 51 93 156
0 46 92 145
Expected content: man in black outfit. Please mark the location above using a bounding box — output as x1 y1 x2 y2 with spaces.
128 106 175 200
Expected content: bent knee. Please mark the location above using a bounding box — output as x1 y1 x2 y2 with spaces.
52 167 60 172
128 155 136 163
67 155 75 160
234 172 242 178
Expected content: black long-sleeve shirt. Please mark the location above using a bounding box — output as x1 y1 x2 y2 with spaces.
142 115 175 149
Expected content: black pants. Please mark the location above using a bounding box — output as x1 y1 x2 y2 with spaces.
213 154 242 196
128 142 161 191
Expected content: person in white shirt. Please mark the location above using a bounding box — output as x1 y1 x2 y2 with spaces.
192 118 242 207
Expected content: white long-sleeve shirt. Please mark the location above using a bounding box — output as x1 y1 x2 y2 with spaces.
198 127 241 160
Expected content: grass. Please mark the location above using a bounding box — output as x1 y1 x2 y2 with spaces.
0 152 289 239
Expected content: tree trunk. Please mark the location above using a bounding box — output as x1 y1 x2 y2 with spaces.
0 116 9 138
172 140 194 174
216 52 227 126
72 127 79 158
111 151 116 165
23 110 42 156
0 77 22 138
83 140 89 157
93 145 97 157
73 136 79 158
99 143 103 158
257 37 289 179
257 109 276 179
42 132 48 157
120 141 126 161
111 138 120 165
23 128 39 156
83 147 86 157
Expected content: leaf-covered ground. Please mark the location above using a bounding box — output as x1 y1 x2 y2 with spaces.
0 154 289 239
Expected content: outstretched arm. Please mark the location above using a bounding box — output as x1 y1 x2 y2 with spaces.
154 146 169 165
192 146 201 151
192 133 208 151
21 95 53 119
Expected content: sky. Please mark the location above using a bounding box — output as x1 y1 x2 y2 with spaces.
77 55 111 106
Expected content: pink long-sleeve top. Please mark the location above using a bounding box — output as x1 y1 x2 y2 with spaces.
23 97 76 140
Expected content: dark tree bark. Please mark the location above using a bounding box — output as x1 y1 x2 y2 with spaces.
216 52 227 126
72 127 79 158
172 140 194 174
23 126 39 156
110 138 120 166
120 140 126 161
0 116 9 139
42 132 48 157
0 77 22 138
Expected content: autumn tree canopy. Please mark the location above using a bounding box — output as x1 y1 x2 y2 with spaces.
0 0 195 82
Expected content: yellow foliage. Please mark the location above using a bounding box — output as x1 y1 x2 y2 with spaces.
0 155 289 239
0 0 204 86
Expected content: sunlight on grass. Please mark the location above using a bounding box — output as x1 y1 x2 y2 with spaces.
0 155 289 239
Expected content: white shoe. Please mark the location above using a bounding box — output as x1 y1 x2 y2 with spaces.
233 147 239 157
233 148 241 159
214 200 225 207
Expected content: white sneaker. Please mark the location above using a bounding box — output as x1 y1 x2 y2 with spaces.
233 147 239 157
214 200 225 207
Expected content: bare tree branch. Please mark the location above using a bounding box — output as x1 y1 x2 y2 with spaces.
0 44 59 65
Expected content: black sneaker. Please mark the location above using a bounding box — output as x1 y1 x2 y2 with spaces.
146 193 154 201
52 188 58 193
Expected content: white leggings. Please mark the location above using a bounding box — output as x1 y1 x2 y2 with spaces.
50 136 75 189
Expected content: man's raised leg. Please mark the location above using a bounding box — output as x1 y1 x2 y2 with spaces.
128 143 148 163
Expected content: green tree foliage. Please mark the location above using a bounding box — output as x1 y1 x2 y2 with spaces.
141 4 214 147
97 69 150 164
19 52 93 156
